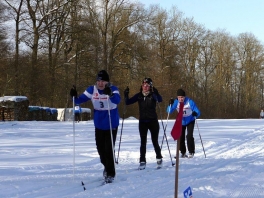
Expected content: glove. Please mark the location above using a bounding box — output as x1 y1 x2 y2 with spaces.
152 87 159 101
70 85 77 98
103 84 113 96
192 111 198 117
169 98 174 105
152 87 159 95
124 86 129 98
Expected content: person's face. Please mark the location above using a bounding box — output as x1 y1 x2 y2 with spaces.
97 80 108 90
177 96 185 102
142 82 150 92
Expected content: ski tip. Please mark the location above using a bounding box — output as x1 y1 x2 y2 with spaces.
81 181 85 186
83 187 86 191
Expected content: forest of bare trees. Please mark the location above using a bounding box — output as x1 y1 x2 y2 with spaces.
1 0 264 119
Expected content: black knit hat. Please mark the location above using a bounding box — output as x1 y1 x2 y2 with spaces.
177 88 185 96
97 70 109 82
142 77 153 87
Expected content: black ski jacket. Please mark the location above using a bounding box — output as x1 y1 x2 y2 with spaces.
125 91 162 121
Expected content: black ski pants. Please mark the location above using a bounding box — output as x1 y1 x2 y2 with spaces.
180 120 195 154
75 113 80 122
95 128 117 177
139 120 162 163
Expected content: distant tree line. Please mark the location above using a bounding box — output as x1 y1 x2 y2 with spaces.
1 0 264 119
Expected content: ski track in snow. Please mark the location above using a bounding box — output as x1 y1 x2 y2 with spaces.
1 120 264 197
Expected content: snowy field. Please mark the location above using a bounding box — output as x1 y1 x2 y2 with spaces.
1 118 264 198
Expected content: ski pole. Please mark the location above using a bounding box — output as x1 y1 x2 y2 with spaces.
72 96 76 180
106 96 116 172
195 118 206 158
157 102 175 166
115 95 127 164
160 104 171 150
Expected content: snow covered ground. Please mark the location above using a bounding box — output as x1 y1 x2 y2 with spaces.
1 118 264 198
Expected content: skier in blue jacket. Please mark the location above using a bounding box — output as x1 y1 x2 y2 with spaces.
167 88 200 158
74 104 82 122
70 70 120 183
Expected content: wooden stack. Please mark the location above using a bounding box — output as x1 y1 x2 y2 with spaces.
27 106 40 121
50 108 58 121
81 112 91 121
0 96 61 121
0 96 29 121
27 106 58 121
81 108 91 121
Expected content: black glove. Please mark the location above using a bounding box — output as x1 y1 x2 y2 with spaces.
70 85 77 98
169 98 174 105
103 84 113 96
152 87 159 101
152 87 159 102
124 86 129 98
152 87 159 95
192 111 198 117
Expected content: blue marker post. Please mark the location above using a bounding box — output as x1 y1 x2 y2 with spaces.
183 186 193 198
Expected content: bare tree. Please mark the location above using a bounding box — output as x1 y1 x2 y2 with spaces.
22 0 71 105
4 0 26 95
40 0 72 106
209 30 236 118
177 17 206 93
235 33 264 117
0 1 12 96
83 0 146 75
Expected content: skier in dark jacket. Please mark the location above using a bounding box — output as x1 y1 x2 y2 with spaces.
70 70 120 183
124 78 163 170
167 88 200 158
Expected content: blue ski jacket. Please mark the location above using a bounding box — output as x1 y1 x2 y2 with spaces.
74 105 82 114
167 97 200 126
74 84 120 130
